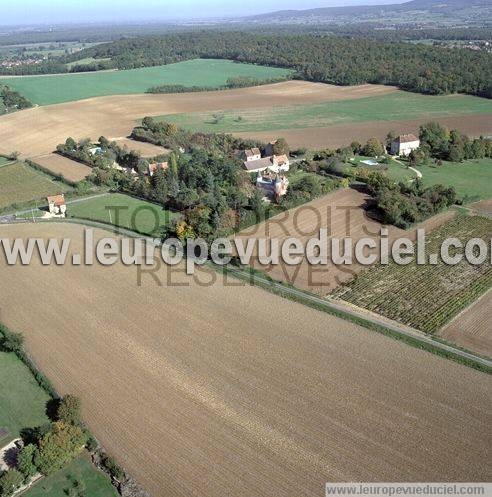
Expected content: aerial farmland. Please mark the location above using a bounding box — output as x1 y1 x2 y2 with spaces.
0 5 491 497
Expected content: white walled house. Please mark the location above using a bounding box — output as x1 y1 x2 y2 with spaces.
243 154 290 174
47 194 67 217
242 148 262 162
390 134 420 156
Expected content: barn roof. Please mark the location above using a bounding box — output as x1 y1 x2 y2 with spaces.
47 194 66 206
396 134 419 144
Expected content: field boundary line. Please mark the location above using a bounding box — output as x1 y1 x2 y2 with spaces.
439 287 492 332
221 266 492 373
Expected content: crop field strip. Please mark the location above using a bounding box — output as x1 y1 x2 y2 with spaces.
31 154 92 183
162 92 492 133
0 222 490 497
334 215 492 335
0 161 72 209
235 114 492 150
0 59 293 105
0 81 491 166
439 290 492 358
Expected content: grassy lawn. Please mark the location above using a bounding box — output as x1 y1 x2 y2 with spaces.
68 193 180 236
417 159 492 201
24 454 118 497
0 59 293 105
159 92 492 133
342 157 492 201
334 215 492 334
0 162 72 210
0 351 51 446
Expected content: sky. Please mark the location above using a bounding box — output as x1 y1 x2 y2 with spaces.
1 0 408 26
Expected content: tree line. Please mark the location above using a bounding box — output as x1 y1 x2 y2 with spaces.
78 31 492 97
2 31 491 97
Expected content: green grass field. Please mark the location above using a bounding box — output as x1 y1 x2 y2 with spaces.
334 215 492 334
69 193 180 236
0 162 72 210
0 351 51 445
159 92 492 132
24 455 118 497
416 159 492 201
343 157 492 201
0 59 293 105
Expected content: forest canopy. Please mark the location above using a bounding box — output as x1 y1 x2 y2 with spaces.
78 32 492 97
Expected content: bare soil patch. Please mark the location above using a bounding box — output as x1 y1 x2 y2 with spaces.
32 154 92 183
110 138 169 158
439 290 492 358
0 82 397 159
0 222 489 497
236 115 492 150
235 188 455 295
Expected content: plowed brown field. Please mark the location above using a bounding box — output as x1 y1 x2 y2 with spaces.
32 153 92 183
236 115 492 150
0 82 396 159
0 222 489 497
235 189 455 295
440 290 492 358
110 138 169 157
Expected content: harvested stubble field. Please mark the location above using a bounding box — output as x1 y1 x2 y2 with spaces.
110 138 169 158
439 290 492 358
0 222 490 497
0 80 490 177
236 114 492 150
0 81 396 159
334 215 492 336
32 154 92 183
234 188 455 295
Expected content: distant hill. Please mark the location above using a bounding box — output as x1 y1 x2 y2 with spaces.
242 0 492 25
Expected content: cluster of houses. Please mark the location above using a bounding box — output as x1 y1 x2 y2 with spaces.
241 141 291 201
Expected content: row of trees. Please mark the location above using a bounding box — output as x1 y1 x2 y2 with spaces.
147 75 290 94
413 122 492 164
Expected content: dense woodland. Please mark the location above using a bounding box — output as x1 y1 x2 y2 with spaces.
2 31 491 97
78 32 492 97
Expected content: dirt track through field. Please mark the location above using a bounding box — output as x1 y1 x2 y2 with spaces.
439 290 492 358
0 222 490 497
0 82 397 159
